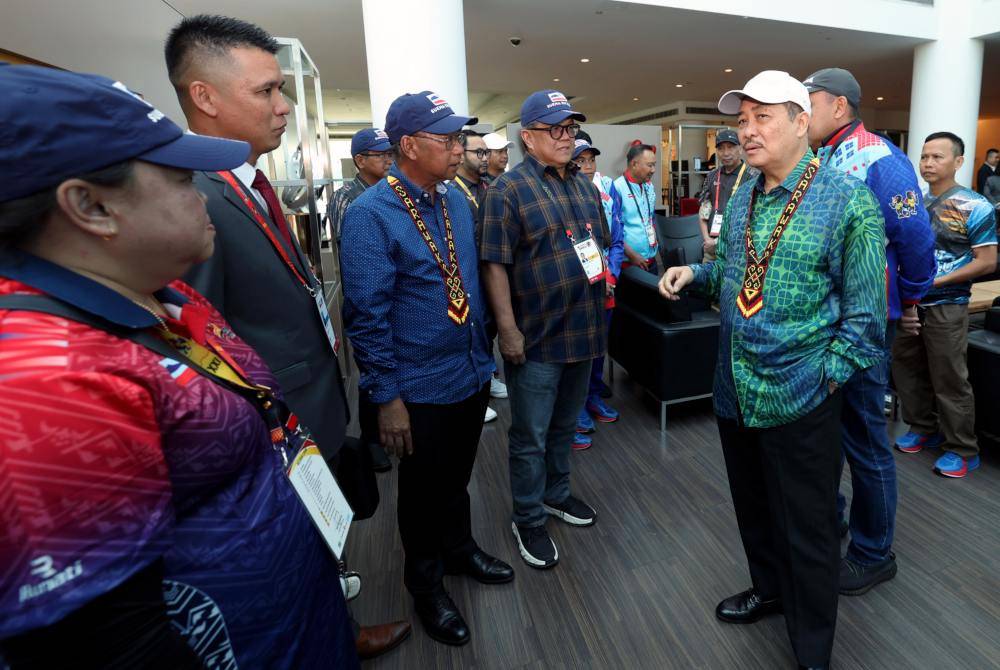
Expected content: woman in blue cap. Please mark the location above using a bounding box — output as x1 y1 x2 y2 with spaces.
0 65 358 669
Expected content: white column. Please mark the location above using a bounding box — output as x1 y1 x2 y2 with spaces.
361 0 469 129
906 0 983 188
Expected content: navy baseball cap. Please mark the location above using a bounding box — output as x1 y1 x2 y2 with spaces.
384 91 477 144
572 138 601 159
520 90 586 127
716 130 739 146
351 128 391 156
0 65 250 203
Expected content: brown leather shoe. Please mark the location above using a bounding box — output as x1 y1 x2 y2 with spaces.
355 621 412 660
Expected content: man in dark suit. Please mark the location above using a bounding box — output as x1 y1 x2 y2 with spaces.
976 148 998 193
164 14 410 661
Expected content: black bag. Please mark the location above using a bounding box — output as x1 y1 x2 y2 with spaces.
333 437 380 521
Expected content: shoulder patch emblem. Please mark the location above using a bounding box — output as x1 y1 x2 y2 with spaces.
890 190 918 219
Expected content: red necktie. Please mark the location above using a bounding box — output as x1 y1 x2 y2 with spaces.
251 169 294 248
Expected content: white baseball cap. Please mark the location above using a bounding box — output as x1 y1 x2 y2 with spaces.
718 70 811 116
483 132 513 150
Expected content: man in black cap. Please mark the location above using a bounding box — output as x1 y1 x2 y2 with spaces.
805 66 936 596
341 90 514 647
698 129 756 261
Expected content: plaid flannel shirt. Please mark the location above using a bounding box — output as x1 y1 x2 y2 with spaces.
479 153 607 363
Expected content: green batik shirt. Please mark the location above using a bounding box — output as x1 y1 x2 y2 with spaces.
690 149 887 428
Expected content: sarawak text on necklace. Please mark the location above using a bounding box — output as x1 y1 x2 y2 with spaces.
386 175 470 325
736 157 820 319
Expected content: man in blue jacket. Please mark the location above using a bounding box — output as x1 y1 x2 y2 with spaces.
806 68 936 596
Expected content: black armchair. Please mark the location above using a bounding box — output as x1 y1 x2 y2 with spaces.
967 302 1000 441
608 262 719 435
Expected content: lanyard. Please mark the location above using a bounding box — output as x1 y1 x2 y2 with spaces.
625 178 652 223
714 162 748 210
538 174 591 242
565 222 593 244
736 156 821 319
453 175 479 208
386 175 470 325
217 171 316 296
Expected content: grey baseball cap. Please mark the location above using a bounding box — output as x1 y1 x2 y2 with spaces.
803 68 861 110
716 129 739 146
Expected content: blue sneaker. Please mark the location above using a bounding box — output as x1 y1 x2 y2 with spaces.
894 431 944 454
572 432 592 451
576 408 595 434
586 396 619 423
934 452 980 478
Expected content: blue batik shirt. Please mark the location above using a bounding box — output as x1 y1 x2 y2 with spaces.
921 185 997 306
340 165 493 404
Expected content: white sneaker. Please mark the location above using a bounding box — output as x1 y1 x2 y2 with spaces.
490 376 508 399
484 406 498 423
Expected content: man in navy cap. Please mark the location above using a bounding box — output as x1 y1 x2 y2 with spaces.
341 91 514 647
480 90 606 570
328 128 393 241
698 129 756 261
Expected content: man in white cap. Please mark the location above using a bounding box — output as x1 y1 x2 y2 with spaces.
483 132 512 184
659 71 887 670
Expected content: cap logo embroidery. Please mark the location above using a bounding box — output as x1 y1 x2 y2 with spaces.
112 80 165 123
426 93 450 114
375 129 389 140
548 92 568 104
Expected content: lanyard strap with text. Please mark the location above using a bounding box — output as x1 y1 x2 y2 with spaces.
625 179 653 223
386 176 470 325
453 175 478 208
539 177 590 241
714 162 748 210
736 156 821 319
217 171 315 296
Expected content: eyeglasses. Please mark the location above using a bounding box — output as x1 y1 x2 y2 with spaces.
464 148 492 159
525 123 581 140
360 152 393 161
413 132 466 150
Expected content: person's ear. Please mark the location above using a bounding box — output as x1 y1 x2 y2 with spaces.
399 136 420 161
188 79 221 119
955 154 965 170
54 179 121 240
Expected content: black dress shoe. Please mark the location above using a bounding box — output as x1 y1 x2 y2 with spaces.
445 550 515 584
413 592 470 646
715 588 782 624
369 441 392 473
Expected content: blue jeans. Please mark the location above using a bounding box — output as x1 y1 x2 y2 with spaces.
588 309 613 398
505 359 591 527
838 321 897 565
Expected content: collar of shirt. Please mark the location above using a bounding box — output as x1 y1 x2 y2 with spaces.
388 164 448 204
353 175 372 191
523 152 578 182
753 149 817 196
231 162 269 208
0 248 188 329
721 161 744 176
624 170 644 184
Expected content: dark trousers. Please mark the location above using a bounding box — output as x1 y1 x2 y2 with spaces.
398 382 490 596
717 392 843 668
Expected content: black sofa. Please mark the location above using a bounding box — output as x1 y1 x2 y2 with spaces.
608 260 719 435
967 301 1000 441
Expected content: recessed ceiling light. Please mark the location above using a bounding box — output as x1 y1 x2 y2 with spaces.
675 83 684 88
580 58 590 63
553 78 560 82
876 96 885 101
633 97 640 101
724 68 733 73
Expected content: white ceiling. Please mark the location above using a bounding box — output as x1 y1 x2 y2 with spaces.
4 0 1000 130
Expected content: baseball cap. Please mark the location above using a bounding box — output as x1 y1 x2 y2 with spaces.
483 132 513 151
718 70 811 116
383 91 477 145
572 138 601 159
715 129 739 146
351 128 391 156
803 68 862 110
0 64 250 203
520 89 587 127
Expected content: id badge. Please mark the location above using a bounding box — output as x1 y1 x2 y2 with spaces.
286 441 354 559
573 236 606 284
314 290 339 353
645 220 658 248
710 213 724 236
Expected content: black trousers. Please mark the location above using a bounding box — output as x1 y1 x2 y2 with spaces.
717 392 843 668
398 382 490 596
